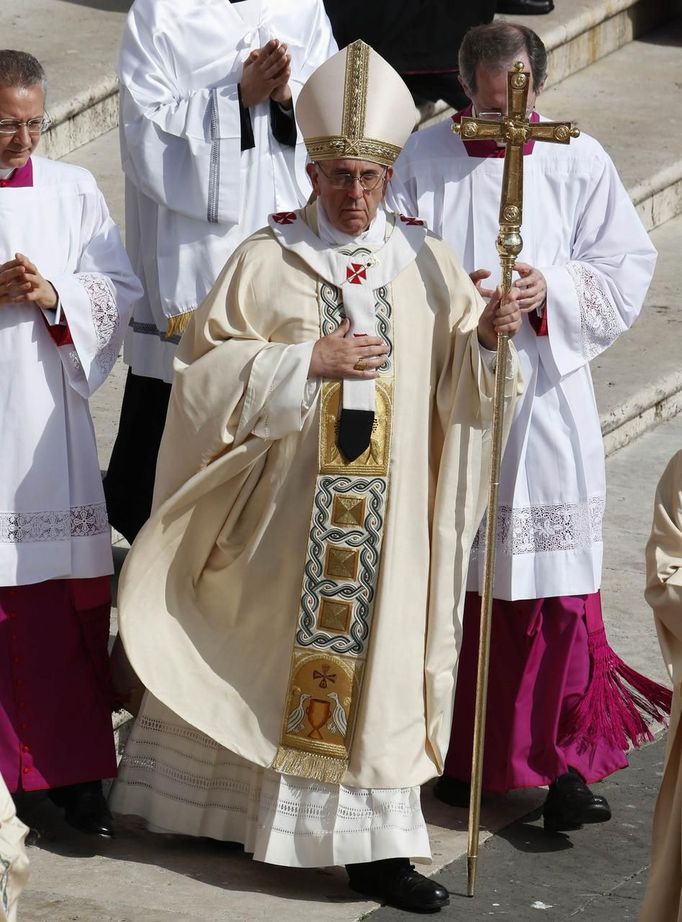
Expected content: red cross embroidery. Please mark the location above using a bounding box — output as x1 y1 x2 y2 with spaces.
272 211 297 225
346 263 367 285
399 214 425 226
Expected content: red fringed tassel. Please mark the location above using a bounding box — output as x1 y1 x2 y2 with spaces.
560 596 672 755
560 627 672 754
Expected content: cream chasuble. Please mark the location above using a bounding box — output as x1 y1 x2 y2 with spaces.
0 774 28 922
115 201 521 794
640 451 682 921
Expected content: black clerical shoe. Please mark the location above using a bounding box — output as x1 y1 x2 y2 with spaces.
542 767 611 833
347 858 450 913
50 781 114 838
497 0 554 14
433 775 471 808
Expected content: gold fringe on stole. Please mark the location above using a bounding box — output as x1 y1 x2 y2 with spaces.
166 310 194 338
272 746 349 785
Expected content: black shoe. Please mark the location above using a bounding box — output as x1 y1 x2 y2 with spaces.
347 858 450 913
50 781 114 838
433 776 471 808
497 0 554 13
542 768 611 833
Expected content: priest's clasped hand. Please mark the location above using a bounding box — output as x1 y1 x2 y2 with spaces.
308 318 389 380
470 264 547 314
240 38 292 108
513 262 547 313
476 285 522 350
0 252 57 309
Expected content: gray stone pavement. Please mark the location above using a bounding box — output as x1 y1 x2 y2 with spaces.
375 736 664 922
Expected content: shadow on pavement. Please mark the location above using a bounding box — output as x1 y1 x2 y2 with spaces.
20 794 359 907
58 0 132 11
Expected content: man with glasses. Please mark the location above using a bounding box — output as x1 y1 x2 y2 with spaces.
110 42 522 912
0 50 141 837
393 22 660 832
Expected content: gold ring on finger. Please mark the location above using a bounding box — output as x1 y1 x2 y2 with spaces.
353 359 367 371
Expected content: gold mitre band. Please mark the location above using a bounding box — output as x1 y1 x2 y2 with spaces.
296 40 416 167
304 135 404 167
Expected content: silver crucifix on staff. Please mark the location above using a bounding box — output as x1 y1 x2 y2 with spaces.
451 61 580 898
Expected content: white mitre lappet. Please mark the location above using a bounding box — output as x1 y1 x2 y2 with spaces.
270 41 421 463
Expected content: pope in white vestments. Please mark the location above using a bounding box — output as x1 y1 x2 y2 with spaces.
641 452 682 922
111 42 523 912
392 21 663 831
0 773 28 922
104 0 337 542
0 51 141 837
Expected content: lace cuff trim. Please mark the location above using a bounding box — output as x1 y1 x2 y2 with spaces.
77 273 120 376
566 262 623 361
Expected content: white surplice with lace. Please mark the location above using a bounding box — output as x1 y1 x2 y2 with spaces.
118 0 337 381
391 118 657 600
0 156 140 585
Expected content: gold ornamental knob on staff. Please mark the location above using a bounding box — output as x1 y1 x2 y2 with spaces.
452 61 579 898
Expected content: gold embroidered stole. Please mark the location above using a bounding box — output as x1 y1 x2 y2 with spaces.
272 270 395 783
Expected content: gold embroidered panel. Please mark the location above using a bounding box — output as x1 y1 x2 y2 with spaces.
273 273 396 783
320 381 393 476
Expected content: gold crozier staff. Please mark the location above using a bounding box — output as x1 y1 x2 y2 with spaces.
452 60 580 898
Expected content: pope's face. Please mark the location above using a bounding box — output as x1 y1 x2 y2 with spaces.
459 53 543 117
307 158 393 236
0 84 45 170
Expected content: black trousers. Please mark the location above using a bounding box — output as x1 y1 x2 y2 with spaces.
103 369 172 544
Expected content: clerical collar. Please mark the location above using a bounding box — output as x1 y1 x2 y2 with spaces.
0 159 33 187
452 105 540 159
316 201 387 248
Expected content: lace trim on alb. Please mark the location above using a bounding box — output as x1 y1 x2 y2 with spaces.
77 273 120 376
118 713 426 837
472 496 605 557
0 503 108 543
566 262 624 361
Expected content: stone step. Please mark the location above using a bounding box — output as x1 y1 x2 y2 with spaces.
7 0 130 161
6 0 678 161
540 18 682 232
596 213 682 456
514 0 682 89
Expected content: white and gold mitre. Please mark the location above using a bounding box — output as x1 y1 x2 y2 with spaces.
295 40 416 167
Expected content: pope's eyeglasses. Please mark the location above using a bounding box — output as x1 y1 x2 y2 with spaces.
0 115 51 136
314 161 387 192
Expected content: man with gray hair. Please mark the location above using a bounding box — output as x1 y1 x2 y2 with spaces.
0 49 141 837
393 22 662 832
